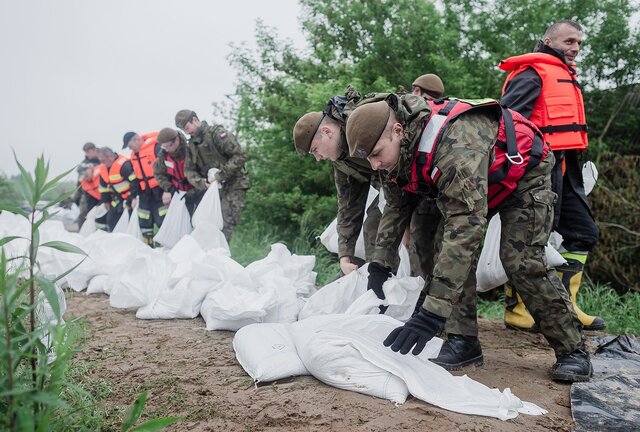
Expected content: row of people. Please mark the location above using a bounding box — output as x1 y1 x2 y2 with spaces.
293 20 600 383
75 110 250 244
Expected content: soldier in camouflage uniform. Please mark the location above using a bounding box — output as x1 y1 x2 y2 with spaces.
346 93 591 382
175 110 250 241
293 89 384 275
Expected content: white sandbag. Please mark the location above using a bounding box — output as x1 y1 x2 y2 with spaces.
396 244 411 278
112 209 130 233
126 208 144 241
345 274 423 322
190 222 229 253
476 215 567 292
200 282 275 331
298 267 367 320
80 205 108 236
259 272 301 324
153 191 192 248
233 322 309 383
292 315 412 404
582 161 598 196
87 274 109 294
318 186 380 260
109 247 174 310
192 184 223 230
136 278 214 319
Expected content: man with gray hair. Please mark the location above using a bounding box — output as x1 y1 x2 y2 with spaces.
499 20 604 332
96 147 136 232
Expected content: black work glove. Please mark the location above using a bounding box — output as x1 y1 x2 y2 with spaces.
367 262 391 300
383 307 446 355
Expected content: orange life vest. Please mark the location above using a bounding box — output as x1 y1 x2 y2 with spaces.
499 53 588 151
80 167 101 200
130 131 159 190
99 155 132 200
401 99 548 209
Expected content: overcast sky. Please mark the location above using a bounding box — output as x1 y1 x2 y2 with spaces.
0 0 305 178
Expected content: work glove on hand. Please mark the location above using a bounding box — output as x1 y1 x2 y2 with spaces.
367 262 391 300
383 307 446 355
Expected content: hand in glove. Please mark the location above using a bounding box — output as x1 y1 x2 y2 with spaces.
367 262 391 300
383 307 446 355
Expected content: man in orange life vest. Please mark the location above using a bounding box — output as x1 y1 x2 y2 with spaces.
153 128 199 215
77 162 107 230
74 142 102 228
346 93 591 382
96 147 136 232
123 131 167 246
499 20 604 331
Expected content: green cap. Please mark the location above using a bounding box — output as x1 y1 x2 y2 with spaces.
412 74 445 98
346 101 391 158
175 110 196 129
293 112 324 155
157 127 178 144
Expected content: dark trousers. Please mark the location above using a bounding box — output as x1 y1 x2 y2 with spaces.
106 202 124 232
137 187 167 237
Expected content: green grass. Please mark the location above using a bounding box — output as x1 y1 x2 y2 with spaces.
477 281 640 335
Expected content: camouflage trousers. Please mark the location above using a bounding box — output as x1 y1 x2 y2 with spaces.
409 198 441 278
220 186 247 241
362 195 382 262
420 112 582 356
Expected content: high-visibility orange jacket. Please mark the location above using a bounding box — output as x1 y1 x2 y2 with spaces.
80 167 101 200
98 155 135 203
500 53 588 151
130 131 159 191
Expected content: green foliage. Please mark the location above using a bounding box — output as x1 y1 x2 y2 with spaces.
0 173 21 208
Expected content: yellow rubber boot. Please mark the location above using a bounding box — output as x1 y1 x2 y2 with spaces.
504 284 539 332
557 254 606 330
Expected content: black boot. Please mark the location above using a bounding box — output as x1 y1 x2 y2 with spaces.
551 349 593 382
431 334 484 371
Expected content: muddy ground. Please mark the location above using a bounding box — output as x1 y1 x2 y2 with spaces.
66 291 601 431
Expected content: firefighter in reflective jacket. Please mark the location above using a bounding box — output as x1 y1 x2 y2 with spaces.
123 131 167 246
153 128 199 215
499 20 603 331
345 93 591 383
77 163 107 230
96 147 136 232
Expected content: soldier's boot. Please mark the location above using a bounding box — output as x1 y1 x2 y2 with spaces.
142 233 155 248
557 254 606 331
504 284 540 332
431 334 484 371
551 349 593 382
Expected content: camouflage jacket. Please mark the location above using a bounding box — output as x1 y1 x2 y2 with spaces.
185 121 250 191
370 93 499 318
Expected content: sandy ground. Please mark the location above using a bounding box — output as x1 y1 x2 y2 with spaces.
66 291 600 431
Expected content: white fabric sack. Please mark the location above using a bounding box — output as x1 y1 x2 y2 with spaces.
582 161 598 196
154 191 192 248
87 274 109 294
292 315 412 404
136 278 213 319
200 282 276 331
109 247 174 310
112 209 130 233
80 205 108 237
126 207 144 241
298 267 368 320
233 323 309 383
476 214 567 292
190 222 229 253
318 186 379 260
192 184 223 230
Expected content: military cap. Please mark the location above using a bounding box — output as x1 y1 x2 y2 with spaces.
412 74 445 98
122 131 137 149
293 112 325 155
175 110 196 129
157 127 179 144
346 101 391 158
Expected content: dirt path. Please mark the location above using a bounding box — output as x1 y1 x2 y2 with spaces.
66 291 596 431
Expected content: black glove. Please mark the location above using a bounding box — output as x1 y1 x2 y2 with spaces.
383 307 446 355
367 262 391 300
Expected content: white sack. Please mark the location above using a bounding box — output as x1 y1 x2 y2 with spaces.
136 278 213 319
153 191 192 248
298 267 368 320
233 323 309 382
87 274 109 294
582 161 598 196
80 205 107 237
200 282 275 331
190 222 229 253
192 184 223 230
476 214 567 292
126 208 144 241
112 209 130 233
